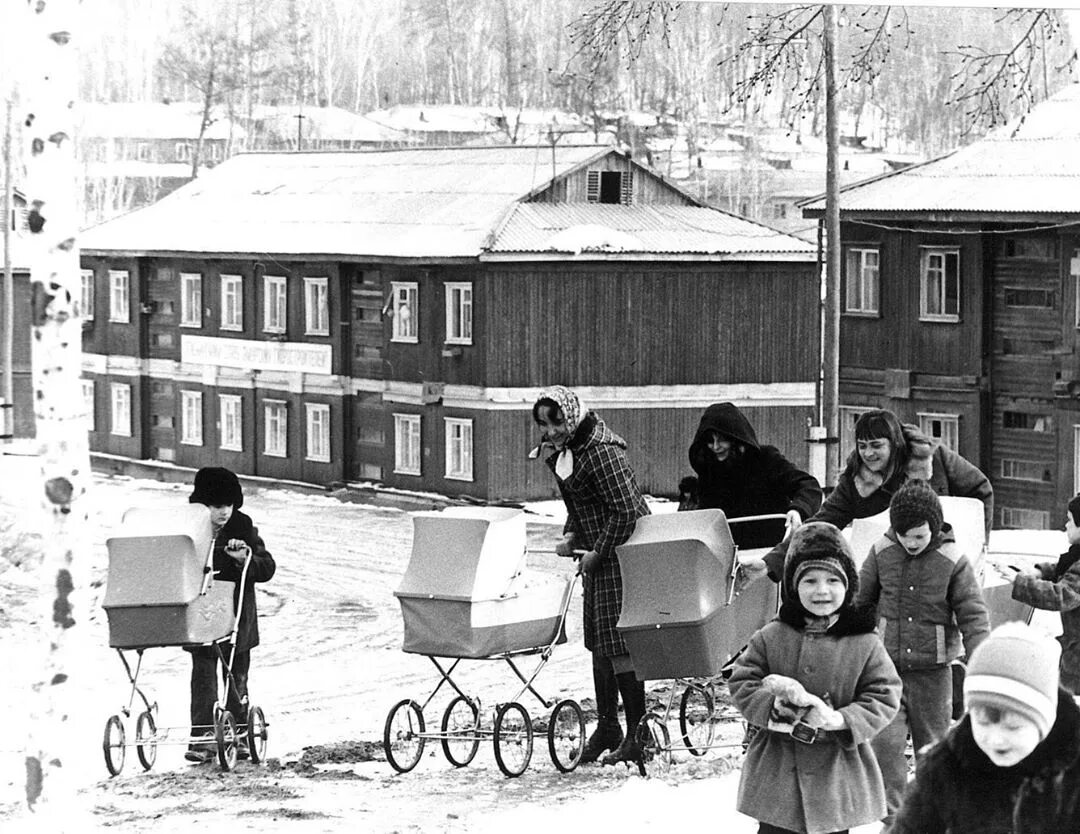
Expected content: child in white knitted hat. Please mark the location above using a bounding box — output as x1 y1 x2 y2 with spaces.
893 621 1080 833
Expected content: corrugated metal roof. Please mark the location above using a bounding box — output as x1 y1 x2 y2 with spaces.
802 83 1080 215
79 146 615 258
487 203 815 258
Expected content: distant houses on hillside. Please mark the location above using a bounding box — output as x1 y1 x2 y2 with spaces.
76 144 819 500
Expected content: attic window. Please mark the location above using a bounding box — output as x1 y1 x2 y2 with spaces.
586 170 633 205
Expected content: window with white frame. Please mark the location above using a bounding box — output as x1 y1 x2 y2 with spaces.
838 405 873 458
391 282 418 342
1000 507 1051 530
844 247 880 315
445 282 473 345
1073 247 1080 329
304 276 329 335
394 413 421 475
180 390 203 445
220 274 243 330
219 395 243 451
175 142 192 163
264 400 287 457
920 247 960 321
444 418 474 481
918 412 959 453
306 403 331 462
1000 458 1052 483
264 274 287 333
110 382 131 436
82 380 95 431
180 272 202 327
109 269 130 323
80 269 95 321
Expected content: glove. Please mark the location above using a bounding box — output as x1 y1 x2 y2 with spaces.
761 674 812 707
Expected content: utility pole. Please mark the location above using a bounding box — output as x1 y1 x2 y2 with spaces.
822 3 842 487
2 97 12 442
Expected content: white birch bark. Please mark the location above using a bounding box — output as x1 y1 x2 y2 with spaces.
10 0 91 825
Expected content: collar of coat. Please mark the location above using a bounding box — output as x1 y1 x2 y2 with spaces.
776 599 879 635
949 689 1080 780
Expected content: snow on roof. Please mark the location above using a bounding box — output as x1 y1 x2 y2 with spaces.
78 102 245 141
253 105 412 143
802 82 1080 216
487 203 816 260
364 104 502 135
79 145 617 259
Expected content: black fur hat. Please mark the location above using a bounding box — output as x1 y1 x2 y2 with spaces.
189 466 244 509
783 521 859 606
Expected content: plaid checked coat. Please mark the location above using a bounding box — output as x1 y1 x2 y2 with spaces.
544 412 650 657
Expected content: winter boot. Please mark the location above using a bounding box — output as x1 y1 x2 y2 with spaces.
580 653 622 763
602 672 647 766
579 718 624 764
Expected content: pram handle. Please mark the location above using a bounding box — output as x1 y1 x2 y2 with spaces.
531 548 588 558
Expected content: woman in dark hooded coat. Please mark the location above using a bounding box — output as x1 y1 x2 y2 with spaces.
685 402 823 548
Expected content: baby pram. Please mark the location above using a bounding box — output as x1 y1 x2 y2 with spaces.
384 506 584 778
100 504 267 774
615 509 784 772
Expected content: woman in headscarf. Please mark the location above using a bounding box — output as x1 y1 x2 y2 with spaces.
531 385 650 765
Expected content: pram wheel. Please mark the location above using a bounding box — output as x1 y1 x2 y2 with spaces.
135 710 157 771
493 702 533 778
384 699 426 773
636 713 672 777
547 698 585 773
102 714 126 776
246 705 268 764
214 710 239 771
441 695 480 767
678 682 715 756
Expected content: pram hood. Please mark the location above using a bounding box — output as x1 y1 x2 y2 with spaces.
103 504 215 608
395 506 528 602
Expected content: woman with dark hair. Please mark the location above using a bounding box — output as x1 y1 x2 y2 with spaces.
753 408 993 584
684 402 822 548
531 385 650 766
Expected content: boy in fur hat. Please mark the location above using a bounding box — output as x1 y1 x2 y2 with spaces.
184 467 276 763
856 478 990 825
893 621 1080 834
729 522 901 834
1011 494 1080 695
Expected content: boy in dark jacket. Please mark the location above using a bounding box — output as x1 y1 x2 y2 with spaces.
893 621 1080 834
856 478 990 823
685 402 822 548
1011 493 1080 695
184 467 276 762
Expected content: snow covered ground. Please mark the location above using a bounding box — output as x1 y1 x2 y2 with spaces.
0 453 889 832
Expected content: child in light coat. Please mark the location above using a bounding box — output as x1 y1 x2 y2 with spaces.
729 521 901 834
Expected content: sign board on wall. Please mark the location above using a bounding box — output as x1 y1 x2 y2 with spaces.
182 335 332 375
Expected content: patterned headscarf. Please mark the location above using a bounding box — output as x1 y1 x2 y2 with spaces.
529 385 588 479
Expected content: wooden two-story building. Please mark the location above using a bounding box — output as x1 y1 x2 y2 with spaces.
802 81 1080 528
79 144 818 500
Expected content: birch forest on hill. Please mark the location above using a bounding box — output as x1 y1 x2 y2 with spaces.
81 1 1077 158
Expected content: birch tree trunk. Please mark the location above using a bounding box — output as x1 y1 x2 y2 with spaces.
13 0 91 824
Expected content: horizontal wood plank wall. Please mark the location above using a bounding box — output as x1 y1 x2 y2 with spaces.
991 247 1060 400
530 153 694 206
838 225 983 377
487 404 817 502
481 262 819 388
992 397 1058 525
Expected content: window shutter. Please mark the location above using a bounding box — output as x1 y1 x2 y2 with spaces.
586 170 600 202
621 169 633 205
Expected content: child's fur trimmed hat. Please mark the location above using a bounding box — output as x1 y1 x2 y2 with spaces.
1068 494 1080 527
783 521 859 604
964 621 1061 741
889 478 943 538
189 467 244 509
